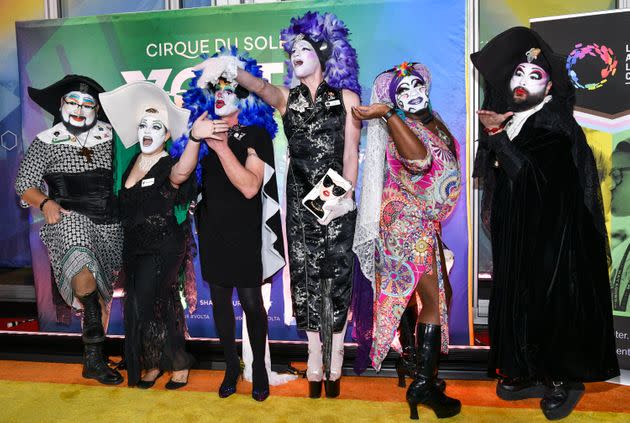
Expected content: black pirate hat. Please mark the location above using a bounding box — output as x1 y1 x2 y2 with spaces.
28 74 108 124
471 27 573 103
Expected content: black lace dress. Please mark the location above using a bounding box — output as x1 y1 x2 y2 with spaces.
282 82 356 334
119 154 196 386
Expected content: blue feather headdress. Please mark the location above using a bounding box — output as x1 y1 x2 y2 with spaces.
170 46 278 183
281 11 361 96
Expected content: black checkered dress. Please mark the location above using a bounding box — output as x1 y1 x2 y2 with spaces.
15 137 123 308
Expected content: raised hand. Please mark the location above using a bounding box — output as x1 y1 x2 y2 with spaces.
477 110 513 130
351 103 392 121
205 119 230 153
192 56 245 88
191 111 229 141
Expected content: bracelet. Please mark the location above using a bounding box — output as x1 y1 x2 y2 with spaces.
39 198 50 211
189 132 202 143
483 125 504 135
381 109 396 123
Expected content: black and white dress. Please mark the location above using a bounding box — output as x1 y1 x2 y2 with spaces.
282 82 356 333
15 121 122 308
196 124 284 286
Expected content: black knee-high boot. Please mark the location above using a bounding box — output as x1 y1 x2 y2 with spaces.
396 306 417 387
78 291 123 385
397 307 446 392
406 323 460 420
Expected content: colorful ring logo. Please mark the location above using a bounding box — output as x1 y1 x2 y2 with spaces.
566 43 617 90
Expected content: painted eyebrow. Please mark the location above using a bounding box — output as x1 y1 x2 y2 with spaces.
515 65 525 72
66 94 81 100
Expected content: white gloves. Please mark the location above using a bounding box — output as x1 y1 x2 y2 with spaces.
317 198 356 226
192 56 245 88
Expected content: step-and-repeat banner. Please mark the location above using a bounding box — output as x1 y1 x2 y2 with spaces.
16 0 468 343
532 9 630 369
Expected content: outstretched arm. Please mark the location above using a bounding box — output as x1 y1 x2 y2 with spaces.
235 69 289 115
193 56 289 114
352 103 427 160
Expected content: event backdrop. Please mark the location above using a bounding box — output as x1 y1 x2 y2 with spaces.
15 0 468 344
0 1 44 268
531 9 630 369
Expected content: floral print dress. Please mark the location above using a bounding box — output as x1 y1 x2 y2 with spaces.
370 117 461 370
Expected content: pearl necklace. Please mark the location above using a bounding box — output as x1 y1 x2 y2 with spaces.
138 151 168 172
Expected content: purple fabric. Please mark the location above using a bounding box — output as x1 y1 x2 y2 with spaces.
351 256 374 375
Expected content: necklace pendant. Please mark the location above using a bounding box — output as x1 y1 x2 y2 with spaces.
79 146 94 163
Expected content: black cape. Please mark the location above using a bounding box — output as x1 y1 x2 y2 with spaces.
476 98 619 382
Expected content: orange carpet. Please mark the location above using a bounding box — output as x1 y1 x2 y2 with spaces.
0 360 628 414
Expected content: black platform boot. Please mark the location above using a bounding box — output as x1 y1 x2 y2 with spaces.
406 323 461 420
397 307 446 392
540 380 585 420
496 376 546 401
78 291 123 385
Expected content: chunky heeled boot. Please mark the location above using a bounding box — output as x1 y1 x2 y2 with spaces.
406 323 461 420
78 291 123 385
397 307 446 391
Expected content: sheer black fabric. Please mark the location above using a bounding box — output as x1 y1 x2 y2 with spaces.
210 284 269 391
119 155 196 386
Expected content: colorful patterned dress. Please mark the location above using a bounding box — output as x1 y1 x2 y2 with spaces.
370 117 461 370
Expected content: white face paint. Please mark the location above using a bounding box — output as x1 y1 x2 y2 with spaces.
61 91 97 128
395 75 429 113
214 84 239 117
509 62 550 102
291 39 321 79
137 115 168 154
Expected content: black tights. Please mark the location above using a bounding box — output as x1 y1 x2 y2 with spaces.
210 284 268 390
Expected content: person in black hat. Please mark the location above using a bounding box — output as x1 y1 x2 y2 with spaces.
15 75 123 385
470 27 619 420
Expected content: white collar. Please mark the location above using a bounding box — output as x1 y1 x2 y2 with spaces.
505 95 552 141
37 121 112 147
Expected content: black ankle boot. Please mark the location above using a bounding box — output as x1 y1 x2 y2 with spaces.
540 381 585 420
78 291 123 385
406 323 461 420
83 343 123 385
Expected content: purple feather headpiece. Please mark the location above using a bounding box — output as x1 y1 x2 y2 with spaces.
281 11 361 96
373 62 432 106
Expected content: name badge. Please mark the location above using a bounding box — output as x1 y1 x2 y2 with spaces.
141 178 155 187
325 99 341 108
